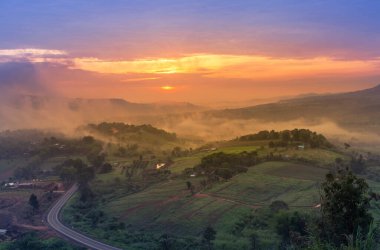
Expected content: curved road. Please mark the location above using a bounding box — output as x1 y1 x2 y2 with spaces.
46 184 123 250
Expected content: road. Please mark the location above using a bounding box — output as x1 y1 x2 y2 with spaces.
46 184 123 250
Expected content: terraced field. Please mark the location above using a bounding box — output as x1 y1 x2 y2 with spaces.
101 162 324 236
62 143 379 249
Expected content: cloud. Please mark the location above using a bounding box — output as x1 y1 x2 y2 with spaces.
0 48 66 57
71 54 380 80
0 48 67 63
1 48 380 82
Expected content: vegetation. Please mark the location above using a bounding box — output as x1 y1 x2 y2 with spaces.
317 168 373 246
86 122 177 142
1 126 380 249
0 232 84 250
28 193 39 212
189 151 259 180
238 129 333 148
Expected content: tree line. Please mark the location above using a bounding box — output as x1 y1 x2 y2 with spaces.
238 129 333 148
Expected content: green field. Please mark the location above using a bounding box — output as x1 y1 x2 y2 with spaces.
61 160 330 248
60 142 380 249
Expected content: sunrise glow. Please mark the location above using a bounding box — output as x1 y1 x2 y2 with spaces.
1 1 379 104
161 85 174 91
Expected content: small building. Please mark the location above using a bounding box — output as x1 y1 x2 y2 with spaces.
4 182 15 188
156 163 166 169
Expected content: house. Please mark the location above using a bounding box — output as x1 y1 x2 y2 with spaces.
4 182 15 188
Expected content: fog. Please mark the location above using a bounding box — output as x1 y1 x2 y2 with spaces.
1 62 380 148
2 93 380 148
142 113 380 145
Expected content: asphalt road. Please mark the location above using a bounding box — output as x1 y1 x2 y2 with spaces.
46 184 123 250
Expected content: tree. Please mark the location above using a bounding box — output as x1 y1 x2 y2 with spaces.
186 181 195 195
202 226 216 250
59 166 77 184
318 168 373 246
29 194 39 211
275 211 309 248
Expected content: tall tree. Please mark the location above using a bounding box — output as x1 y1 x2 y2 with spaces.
319 168 372 246
29 193 39 211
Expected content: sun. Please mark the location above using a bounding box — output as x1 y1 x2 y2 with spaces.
161 85 174 91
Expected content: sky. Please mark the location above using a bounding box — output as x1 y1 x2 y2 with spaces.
0 0 380 105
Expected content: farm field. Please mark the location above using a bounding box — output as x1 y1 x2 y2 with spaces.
58 136 380 249
63 159 332 249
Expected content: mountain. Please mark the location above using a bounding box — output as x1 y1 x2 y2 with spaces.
210 84 380 134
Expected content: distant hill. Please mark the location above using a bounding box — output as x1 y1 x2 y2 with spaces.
0 95 205 132
82 122 182 152
209 84 380 134
12 95 204 116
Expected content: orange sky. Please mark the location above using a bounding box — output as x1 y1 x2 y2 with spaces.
1 1 380 105
1 48 379 105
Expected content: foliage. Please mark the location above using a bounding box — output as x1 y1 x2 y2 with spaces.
318 168 373 246
191 151 258 180
345 222 379 250
86 122 177 141
55 158 95 185
11 134 102 180
0 232 84 250
238 129 333 148
28 193 39 211
275 211 309 248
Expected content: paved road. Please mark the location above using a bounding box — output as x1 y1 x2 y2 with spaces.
46 184 123 250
